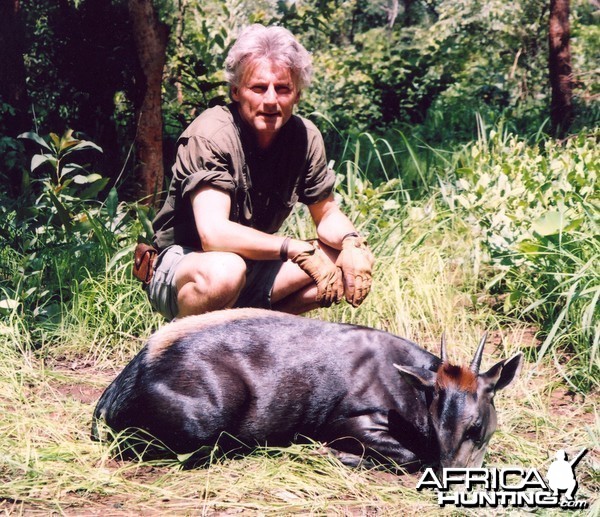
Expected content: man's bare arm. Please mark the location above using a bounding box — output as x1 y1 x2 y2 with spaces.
191 185 312 259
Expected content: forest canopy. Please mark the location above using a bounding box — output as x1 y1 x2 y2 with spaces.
2 0 598 201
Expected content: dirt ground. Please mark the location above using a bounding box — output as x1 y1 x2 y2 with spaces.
2 341 597 516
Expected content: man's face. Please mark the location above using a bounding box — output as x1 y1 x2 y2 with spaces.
231 59 300 149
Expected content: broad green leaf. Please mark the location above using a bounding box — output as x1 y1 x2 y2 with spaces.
47 189 73 231
213 33 225 49
69 141 103 154
18 132 51 151
531 211 566 236
60 164 85 177
564 217 584 233
135 204 155 239
73 173 102 185
33 302 61 320
108 245 135 270
24 287 38 298
31 154 56 171
106 187 118 218
79 177 109 199
0 298 19 312
517 240 541 254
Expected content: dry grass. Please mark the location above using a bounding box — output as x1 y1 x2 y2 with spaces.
1 321 597 515
1 216 598 516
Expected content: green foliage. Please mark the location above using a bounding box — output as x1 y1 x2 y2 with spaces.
18 129 107 229
11 0 599 202
301 0 598 142
2 0 598 395
570 1 600 131
441 125 599 390
20 0 137 135
302 0 546 135
303 44 381 131
0 130 142 331
163 0 232 136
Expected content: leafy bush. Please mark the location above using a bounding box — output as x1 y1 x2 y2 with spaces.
0 130 144 333
301 0 558 142
441 126 599 390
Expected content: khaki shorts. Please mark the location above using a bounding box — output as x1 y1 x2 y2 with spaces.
145 245 283 321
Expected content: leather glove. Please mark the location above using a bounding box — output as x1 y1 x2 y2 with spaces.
291 241 344 307
335 235 375 307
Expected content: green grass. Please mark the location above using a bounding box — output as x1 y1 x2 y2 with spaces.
1 128 598 514
2 194 598 515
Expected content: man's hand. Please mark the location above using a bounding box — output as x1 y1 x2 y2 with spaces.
335 235 375 307
291 242 343 306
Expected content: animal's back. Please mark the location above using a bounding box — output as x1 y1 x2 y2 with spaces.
93 309 439 457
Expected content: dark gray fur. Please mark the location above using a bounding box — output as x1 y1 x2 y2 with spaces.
92 312 521 472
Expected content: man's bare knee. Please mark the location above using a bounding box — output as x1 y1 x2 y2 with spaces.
201 253 246 299
176 252 247 316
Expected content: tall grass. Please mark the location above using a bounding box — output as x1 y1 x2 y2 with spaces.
1 126 598 513
50 262 164 366
1 202 597 513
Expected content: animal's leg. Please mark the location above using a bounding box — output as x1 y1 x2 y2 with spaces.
325 423 422 471
361 429 424 471
326 448 378 468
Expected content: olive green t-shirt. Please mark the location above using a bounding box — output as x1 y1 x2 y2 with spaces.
152 104 335 250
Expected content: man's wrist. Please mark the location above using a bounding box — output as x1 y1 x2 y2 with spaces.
342 231 360 242
283 238 314 261
279 237 291 261
341 232 369 250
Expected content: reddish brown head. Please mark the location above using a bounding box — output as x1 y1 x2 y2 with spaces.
435 363 478 393
394 333 522 469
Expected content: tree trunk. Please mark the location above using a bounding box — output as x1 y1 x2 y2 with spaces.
128 0 169 205
386 0 399 30
0 0 29 134
549 0 573 137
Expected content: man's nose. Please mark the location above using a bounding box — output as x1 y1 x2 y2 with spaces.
263 84 277 104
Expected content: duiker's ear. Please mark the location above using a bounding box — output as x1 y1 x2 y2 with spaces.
481 353 523 392
394 364 436 389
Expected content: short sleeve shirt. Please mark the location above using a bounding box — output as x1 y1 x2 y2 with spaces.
152 104 335 250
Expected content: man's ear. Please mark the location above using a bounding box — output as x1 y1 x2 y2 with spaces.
294 90 301 104
231 86 240 102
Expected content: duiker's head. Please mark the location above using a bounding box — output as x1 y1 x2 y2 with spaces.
395 334 522 469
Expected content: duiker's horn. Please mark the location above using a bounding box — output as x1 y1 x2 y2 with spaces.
470 332 488 374
440 332 448 363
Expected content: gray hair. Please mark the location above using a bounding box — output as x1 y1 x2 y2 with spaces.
224 24 313 92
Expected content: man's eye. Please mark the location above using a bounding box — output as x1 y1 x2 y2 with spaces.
251 86 267 94
276 86 291 94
